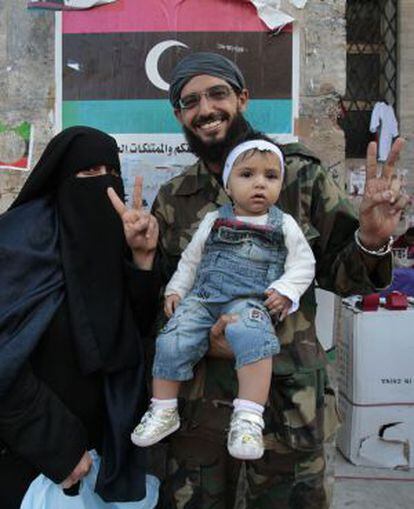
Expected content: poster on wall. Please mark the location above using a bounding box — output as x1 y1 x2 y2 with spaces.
0 122 33 172
57 0 298 207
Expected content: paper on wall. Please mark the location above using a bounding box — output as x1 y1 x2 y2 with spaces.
64 0 115 7
290 0 308 8
348 168 366 196
0 122 33 172
249 1 294 30
28 0 116 10
116 134 196 209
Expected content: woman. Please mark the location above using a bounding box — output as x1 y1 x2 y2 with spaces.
0 126 159 508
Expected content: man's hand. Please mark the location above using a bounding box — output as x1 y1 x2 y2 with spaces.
61 451 92 490
359 138 409 249
264 289 291 321
164 294 181 318
107 176 159 269
208 314 238 359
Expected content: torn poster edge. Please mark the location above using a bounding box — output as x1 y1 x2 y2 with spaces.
290 0 308 9
27 0 116 11
249 0 295 31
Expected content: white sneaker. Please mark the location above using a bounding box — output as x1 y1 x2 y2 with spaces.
131 405 180 447
227 410 265 460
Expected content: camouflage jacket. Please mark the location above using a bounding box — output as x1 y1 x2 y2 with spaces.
151 143 392 452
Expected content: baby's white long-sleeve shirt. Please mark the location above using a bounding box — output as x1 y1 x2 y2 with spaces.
165 210 315 314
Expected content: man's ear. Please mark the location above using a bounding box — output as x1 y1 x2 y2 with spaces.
238 88 249 113
174 108 183 124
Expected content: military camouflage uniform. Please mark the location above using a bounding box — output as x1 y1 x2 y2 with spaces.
150 144 392 509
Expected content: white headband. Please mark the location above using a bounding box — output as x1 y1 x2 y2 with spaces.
222 140 285 188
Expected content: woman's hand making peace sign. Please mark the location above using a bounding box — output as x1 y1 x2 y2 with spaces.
107 176 159 269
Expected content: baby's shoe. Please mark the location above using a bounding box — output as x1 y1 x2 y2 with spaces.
227 410 264 460
131 404 180 447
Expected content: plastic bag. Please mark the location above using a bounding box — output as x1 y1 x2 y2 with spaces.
20 450 159 509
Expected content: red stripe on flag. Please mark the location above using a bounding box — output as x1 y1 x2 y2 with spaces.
63 0 280 34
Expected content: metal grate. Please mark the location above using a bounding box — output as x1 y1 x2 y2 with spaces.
339 0 398 158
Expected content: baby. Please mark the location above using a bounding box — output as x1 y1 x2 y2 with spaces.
131 137 315 460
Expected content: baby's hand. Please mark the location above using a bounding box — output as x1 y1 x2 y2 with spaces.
164 294 181 318
264 289 292 321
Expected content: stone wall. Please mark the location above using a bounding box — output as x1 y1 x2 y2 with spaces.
0 0 346 212
0 5 55 212
285 0 347 186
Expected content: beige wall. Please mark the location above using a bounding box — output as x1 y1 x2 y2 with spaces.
345 0 413 230
290 0 347 187
0 5 55 212
0 0 346 212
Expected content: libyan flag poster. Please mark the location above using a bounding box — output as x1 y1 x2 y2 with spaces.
57 0 298 207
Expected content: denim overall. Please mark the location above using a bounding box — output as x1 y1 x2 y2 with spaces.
153 204 288 381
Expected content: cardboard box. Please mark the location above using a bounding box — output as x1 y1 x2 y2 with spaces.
315 288 336 351
337 303 414 405
337 395 414 469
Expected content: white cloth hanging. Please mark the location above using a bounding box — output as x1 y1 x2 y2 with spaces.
369 101 399 162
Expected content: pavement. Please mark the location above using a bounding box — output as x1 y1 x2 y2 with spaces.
332 450 414 508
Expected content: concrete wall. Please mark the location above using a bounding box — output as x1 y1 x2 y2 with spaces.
0 5 55 211
0 0 346 212
286 0 347 186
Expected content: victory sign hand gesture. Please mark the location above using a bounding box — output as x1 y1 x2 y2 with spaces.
358 137 409 250
107 176 159 269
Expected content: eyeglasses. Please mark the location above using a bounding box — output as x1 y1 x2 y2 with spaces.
178 85 233 110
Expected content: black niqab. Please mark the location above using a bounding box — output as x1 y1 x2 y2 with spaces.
12 125 120 208
1 126 148 502
12 126 136 374
57 174 137 374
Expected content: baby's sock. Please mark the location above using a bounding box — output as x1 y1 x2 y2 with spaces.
233 398 264 416
151 397 178 410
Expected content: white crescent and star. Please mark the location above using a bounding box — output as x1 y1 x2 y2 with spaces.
145 40 189 91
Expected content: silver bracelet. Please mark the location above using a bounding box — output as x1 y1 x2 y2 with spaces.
354 228 394 257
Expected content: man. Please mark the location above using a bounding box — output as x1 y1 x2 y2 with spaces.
151 52 407 508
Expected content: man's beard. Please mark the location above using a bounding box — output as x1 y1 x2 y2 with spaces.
183 112 252 166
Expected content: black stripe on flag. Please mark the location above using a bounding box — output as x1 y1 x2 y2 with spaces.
63 31 292 101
